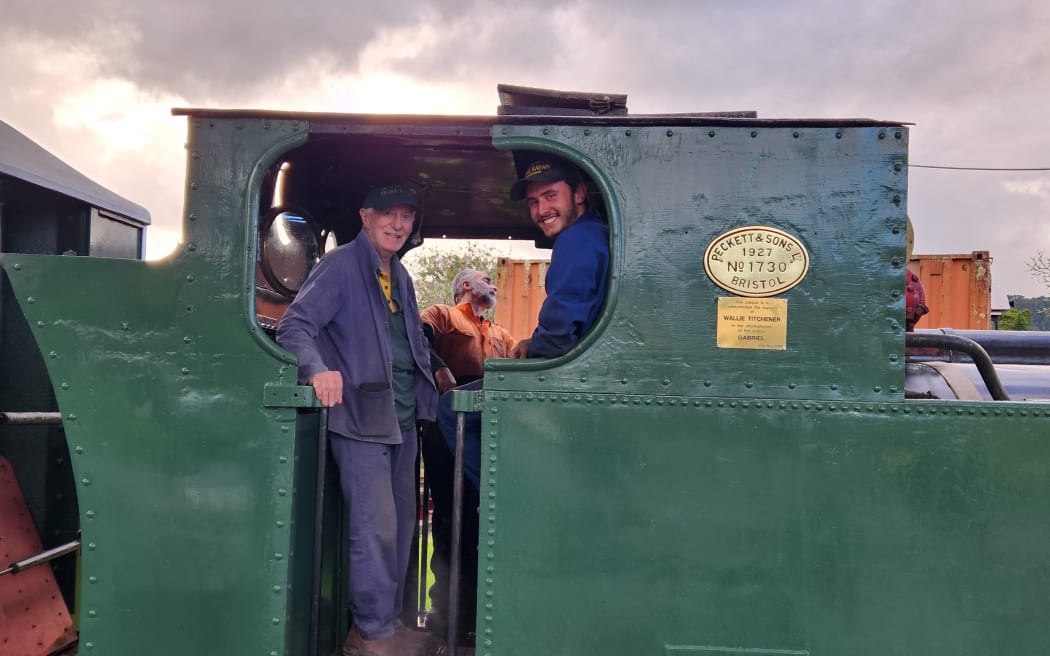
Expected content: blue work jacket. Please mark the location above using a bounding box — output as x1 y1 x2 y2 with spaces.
276 231 438 443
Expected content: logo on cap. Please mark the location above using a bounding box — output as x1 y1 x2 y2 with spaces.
524 161 553 179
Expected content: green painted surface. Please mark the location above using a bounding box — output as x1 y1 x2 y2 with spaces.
488 124 908 400
473 124 1049 655
2 118 316 655
475 396 1050 655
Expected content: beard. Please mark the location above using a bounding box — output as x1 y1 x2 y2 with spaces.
478 290 497 309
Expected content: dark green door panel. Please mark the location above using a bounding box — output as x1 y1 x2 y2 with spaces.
478 394 1050 656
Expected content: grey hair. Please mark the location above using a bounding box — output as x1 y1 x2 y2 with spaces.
452 269 477 303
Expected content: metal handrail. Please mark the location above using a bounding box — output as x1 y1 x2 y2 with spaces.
447 410 466 656
0 412 62 425
906 333 1011 401
0 539 80 576
308 408 329 656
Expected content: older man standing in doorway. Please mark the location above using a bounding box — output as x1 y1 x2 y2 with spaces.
277 184 436 656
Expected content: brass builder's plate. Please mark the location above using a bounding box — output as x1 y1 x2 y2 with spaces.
716 297 788 350
704 226 809 297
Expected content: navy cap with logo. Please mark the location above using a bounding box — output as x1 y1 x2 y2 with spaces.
362 185 420 212
509 157 582 201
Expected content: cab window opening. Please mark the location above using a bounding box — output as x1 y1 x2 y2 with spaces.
253 136 612 357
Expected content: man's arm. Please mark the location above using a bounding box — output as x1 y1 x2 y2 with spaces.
527 224 609 358
422 320 457 393
275 257 345 405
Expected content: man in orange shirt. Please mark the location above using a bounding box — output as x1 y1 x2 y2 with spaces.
419 269 515 646
421 269 516 382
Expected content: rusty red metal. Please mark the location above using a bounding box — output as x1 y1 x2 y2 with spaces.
905 269 929 331
0 456 76 655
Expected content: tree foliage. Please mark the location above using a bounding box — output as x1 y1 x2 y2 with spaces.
402 241 499 314
998 308 1033 331
1028 251 1050 290
1006 295 1050 331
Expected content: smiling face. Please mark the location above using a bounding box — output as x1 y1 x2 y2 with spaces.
525 180 587 239
359 204 416 263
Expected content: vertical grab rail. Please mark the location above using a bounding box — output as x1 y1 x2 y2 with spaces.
447 410 466 656
446 387 484 656
418 467 432 627
308 407 329 656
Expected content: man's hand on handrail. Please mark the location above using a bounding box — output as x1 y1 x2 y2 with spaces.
308 371 343 407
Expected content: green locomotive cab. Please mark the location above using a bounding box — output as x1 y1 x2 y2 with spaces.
2 87 1049 656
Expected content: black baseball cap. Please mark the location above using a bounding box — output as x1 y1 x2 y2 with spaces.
362 185 420 212
509 157 582 201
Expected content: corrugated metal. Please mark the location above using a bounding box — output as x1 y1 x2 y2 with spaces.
909 251 992 329
494 257 549 341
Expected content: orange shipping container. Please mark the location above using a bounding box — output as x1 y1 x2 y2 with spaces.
494 257 549 341
908 251 992 329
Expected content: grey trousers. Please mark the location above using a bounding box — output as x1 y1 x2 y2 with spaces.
329 427 417 641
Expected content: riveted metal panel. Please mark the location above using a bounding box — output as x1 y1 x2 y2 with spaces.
477 394 1050 656
489 124 909 403
263 384 324 408
2 115 313 655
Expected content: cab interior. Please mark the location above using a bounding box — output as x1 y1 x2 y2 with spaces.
253 121 604 330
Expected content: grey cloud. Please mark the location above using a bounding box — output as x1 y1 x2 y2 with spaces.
3 0 1048 296
6 0 1048 113
3 0 483 100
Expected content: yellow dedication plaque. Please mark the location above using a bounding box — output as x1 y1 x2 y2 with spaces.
704 226 809 297
716 297 788 350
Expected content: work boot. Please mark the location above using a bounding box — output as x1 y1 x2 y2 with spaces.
421 635 475 656
343 624 421 656
423 611 446 638
396 624 428 653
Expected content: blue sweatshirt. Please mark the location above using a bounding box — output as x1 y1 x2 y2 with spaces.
528 210 610 358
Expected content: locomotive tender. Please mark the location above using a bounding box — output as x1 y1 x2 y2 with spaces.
1 86 1048 655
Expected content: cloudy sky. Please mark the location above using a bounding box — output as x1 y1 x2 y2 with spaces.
3 0 1048 300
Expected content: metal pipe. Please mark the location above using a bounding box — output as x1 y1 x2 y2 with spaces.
447 411 466 656
418 470 431 628
913 329 1050 365
308 408 329 656
0 412 63 425
906 333 1011 401
0 539 80 576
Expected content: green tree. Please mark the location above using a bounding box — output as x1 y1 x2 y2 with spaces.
402 241 499 314
1007 295 1050 331
998 308 1033 331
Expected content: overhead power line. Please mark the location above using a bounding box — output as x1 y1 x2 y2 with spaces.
909 164 1050 171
